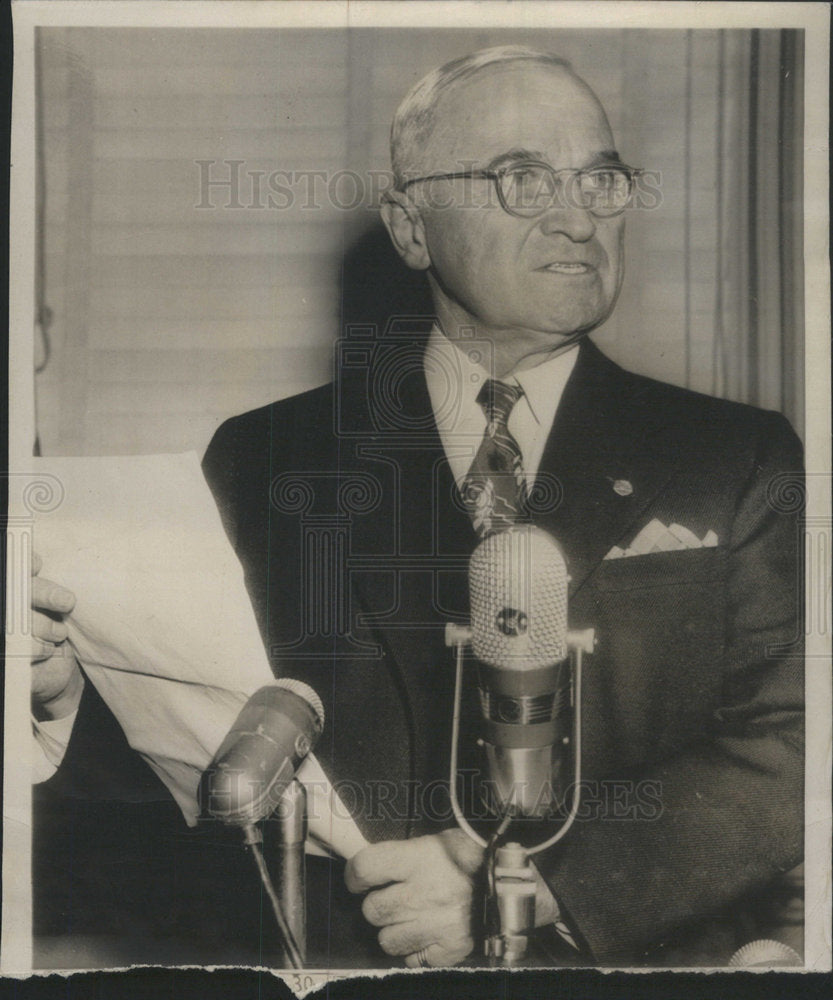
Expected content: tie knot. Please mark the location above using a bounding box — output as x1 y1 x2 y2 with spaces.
477 379 524 426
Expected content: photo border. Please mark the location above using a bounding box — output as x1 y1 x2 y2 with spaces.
2 2 830 996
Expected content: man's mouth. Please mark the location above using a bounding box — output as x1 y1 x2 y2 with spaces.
537 262 593 274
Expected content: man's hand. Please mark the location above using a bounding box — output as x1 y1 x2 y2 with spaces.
31 552 83 721
345 829 484 967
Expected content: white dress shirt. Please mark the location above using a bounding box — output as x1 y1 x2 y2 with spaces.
424 326 578 488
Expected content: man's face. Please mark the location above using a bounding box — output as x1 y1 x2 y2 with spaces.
412 63 625 360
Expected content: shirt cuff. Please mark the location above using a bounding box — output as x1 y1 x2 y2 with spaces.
31 709 78 783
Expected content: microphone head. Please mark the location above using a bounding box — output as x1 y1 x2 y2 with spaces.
200 678 324 826
469 524 568 669
270 678 325 730
728 939 803 967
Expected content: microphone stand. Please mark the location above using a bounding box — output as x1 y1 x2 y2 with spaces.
445 623 595 966
242 778 308 968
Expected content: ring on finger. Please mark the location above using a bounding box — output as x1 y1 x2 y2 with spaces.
414 946 431 968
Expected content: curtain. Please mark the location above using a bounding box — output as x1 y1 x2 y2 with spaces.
711 29 804 437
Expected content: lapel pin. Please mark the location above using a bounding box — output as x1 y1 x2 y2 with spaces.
612 479 633 497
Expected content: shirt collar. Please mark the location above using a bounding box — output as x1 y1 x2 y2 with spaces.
513 345 579 431
424 325 579 432
424 326 486 435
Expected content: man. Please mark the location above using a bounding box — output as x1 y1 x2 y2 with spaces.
32 46 803 968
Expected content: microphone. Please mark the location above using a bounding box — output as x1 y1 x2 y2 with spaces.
200 679 325 826
469 524 571 819
728 939 803 967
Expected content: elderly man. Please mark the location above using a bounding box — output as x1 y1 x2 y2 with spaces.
32 46 803 968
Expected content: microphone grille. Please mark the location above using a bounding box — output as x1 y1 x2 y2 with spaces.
469 525 568 668
728 939 803 968
273 678 325 728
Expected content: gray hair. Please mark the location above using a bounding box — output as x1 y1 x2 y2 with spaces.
390 45 573 187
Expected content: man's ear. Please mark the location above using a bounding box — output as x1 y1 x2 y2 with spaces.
380 191 432 271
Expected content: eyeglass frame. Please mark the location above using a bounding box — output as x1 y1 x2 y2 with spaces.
398 159 645 219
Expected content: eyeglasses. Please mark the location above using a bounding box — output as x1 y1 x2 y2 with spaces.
400 160 644 218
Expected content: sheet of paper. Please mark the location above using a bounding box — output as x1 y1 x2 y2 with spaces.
31 452 366 857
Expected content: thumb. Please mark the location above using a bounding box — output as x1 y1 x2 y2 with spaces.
439 828 485 876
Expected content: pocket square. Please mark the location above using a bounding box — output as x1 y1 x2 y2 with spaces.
604 519 718 559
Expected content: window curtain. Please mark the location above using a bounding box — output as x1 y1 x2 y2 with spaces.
710 29 804 437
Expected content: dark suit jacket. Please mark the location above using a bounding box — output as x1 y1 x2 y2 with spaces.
35 337 804 968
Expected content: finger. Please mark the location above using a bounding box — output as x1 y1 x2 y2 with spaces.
362 881 417 927
31 637 58 664
345 840 420 893
32 575 75 615
32 551 42 576
33 609 69 644
377 917 424 957
439 828 486 876
361 865 472 926
376 904 470 957
402 930 474 967
403 943 445 970
32 632 75 663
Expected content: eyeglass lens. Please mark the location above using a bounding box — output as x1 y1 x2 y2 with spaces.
499 165 633 217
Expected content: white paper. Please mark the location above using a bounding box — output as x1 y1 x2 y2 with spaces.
31 452 367 858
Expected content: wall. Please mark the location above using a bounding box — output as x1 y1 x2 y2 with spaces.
35 27 803 456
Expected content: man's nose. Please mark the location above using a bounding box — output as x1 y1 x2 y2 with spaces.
537 199 597 242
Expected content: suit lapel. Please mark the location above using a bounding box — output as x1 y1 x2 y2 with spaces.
534 340 682 596
341 348 476 829
346 348 476 621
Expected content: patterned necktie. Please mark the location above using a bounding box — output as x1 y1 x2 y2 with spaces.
460 379 529 538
